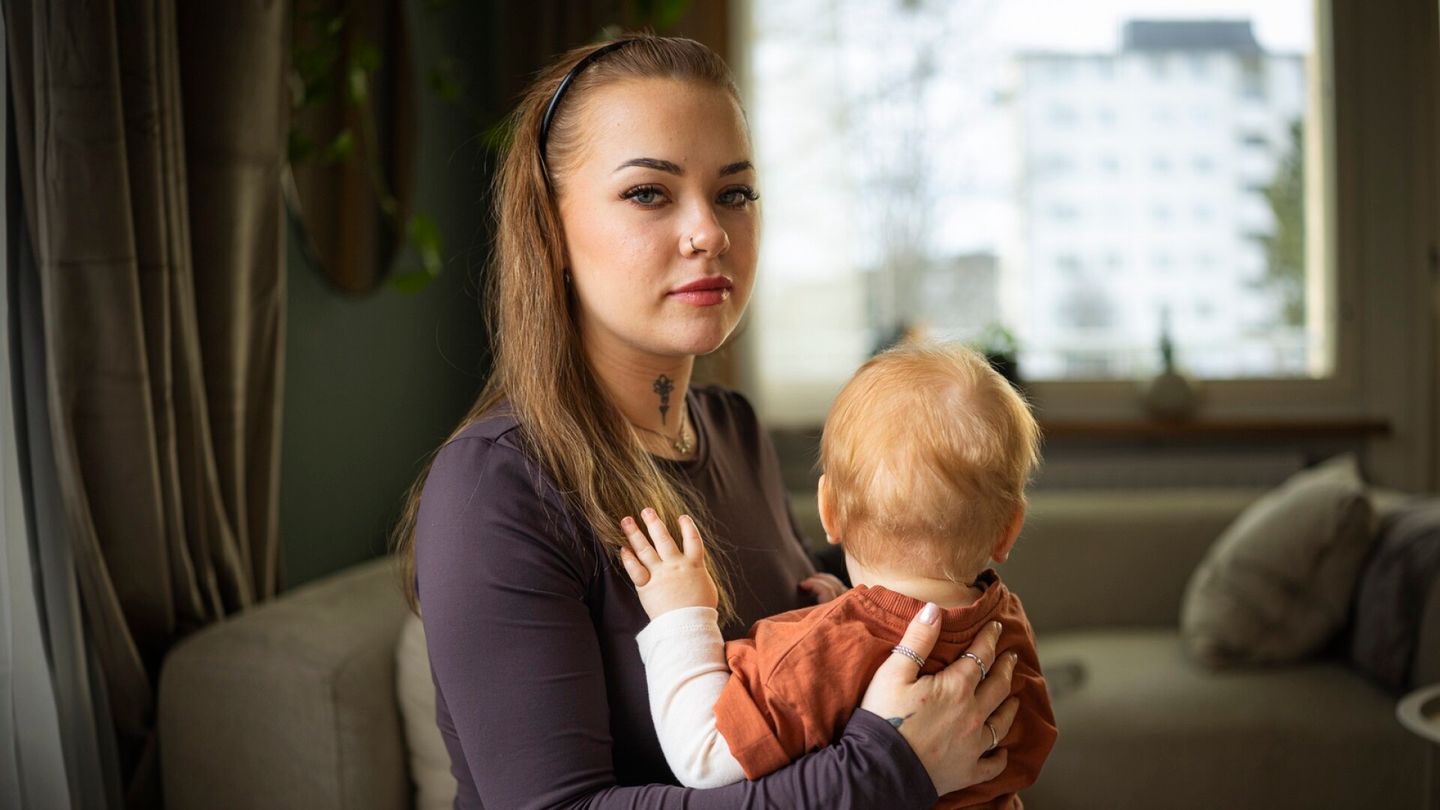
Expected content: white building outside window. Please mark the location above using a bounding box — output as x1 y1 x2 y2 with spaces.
742 0 1323 425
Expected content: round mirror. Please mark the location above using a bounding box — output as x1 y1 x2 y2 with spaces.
286 0 418 295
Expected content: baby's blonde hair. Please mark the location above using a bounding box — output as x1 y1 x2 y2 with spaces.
819 341 1041 581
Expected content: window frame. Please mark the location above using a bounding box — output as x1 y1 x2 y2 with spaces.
731 0 1405 429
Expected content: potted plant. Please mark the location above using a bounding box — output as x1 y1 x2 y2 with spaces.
976 323 1022 389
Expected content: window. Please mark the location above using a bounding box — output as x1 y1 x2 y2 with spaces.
743 0 1332 424
1240 131 1270 149
1239 55 1268 99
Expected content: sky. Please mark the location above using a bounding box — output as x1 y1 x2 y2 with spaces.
989 0 1312 53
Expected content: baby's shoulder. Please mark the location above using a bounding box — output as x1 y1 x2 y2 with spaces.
743 595 871 672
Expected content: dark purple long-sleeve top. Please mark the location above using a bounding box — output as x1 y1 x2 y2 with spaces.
414 385 940 808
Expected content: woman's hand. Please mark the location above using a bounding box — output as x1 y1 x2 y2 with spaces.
798 572 848 604
859 606 1019 797
618 508 719 619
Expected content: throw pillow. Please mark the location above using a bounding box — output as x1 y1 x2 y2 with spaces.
1180 454 1374 667
396 612 458 810
1348 497 1440 692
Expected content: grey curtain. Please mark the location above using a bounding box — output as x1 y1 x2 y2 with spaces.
5 0 289 805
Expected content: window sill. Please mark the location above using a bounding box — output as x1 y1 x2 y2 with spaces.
1039 417 1390 440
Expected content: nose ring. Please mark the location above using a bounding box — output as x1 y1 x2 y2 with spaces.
689 236 699 253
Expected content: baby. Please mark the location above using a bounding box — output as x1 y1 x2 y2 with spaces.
618 341 1057 808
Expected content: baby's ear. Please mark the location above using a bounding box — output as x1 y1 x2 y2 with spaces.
991 505 1026 563
817 475 841 545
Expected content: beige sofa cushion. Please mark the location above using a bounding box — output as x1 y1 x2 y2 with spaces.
396 613 458 810
1180 454 1374 666
1031 629 1426 809
158 558 410 810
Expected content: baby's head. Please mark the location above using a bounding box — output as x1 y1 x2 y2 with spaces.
817 341 1041 583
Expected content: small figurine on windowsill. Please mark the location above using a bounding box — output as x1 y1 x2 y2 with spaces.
1140 306 1200 421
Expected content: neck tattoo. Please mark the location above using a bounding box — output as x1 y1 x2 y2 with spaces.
633 377 693 456
653 374 675 425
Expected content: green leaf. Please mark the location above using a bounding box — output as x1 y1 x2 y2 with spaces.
408 213 444 277
347 64 368 104
654 0 690 28
325 13 346 37
388 269 435 294
321 128 355 164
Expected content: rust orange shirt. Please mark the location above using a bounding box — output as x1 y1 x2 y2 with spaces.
714 571 1057 809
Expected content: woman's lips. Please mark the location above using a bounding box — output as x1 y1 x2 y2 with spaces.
669 288 731 306
668 277 733 307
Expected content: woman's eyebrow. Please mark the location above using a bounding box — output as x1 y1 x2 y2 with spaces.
612 158 754 177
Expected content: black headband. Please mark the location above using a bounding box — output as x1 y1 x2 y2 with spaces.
539 38 637 178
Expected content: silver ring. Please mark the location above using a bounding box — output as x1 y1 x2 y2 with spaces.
960 651 989 680
984 721 999 752
689 236 698 251
890 644 925 669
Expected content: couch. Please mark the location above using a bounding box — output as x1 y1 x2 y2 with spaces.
158 487 1440 809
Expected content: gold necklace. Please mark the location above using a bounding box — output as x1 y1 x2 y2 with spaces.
633 401 694 456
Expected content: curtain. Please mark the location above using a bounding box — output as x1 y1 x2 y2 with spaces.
5 0 289 805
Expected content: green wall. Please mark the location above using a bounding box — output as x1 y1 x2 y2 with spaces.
278 3 492 589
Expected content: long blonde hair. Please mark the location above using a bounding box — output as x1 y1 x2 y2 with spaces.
392 34 739 622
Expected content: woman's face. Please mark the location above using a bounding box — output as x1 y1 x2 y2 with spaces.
557 77 759 362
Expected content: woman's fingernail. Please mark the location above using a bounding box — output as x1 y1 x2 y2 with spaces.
992 620 1002 636
919 602 940 625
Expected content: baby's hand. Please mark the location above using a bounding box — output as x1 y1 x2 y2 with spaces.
618 508 719 619
799 572 849 604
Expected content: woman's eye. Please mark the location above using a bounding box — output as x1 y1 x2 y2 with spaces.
719 186 760 208
620 184 759 209
621 185 666 206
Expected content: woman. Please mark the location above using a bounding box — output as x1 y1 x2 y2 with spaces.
392 34 1020 808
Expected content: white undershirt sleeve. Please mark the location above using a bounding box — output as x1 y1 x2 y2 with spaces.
634 606 748 788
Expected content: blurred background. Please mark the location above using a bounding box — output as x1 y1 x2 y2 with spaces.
278 0 1436 586
6 2 1437 807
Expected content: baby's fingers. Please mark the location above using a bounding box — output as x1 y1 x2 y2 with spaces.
678 515 707 560
640 508 682 559
621 516 661 566
618 546 651 586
